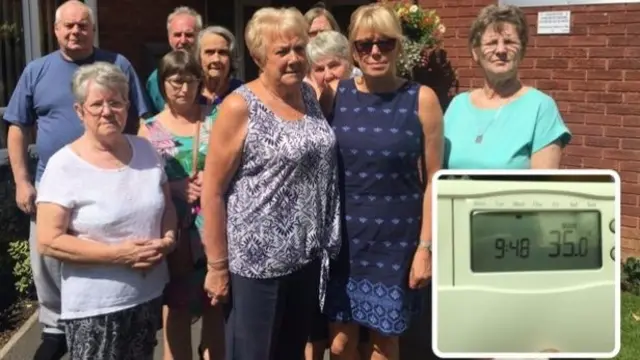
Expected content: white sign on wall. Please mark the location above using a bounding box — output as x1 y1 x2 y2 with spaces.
537 10 571 35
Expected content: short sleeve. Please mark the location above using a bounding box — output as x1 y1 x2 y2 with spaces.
136 135 168 184
35 149 76 208
532 96 572 154
2 62 37 127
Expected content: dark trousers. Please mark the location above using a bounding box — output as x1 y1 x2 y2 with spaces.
224 260 320 360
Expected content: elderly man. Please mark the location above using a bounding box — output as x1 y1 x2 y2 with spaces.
2 1 149 359
146 6 203 114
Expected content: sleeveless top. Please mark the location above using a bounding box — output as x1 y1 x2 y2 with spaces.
225 83 341 298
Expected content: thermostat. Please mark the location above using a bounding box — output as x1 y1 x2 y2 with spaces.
432 170 620 359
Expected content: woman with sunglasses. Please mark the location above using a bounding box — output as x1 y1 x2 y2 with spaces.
320 4 443 360
138 50 224 360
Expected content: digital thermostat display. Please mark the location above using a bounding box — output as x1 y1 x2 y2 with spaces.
470 210 602 273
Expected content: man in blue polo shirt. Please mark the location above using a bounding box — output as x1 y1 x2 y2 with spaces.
2 1 149 359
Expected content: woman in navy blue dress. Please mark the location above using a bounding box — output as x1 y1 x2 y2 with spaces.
319 4 443 360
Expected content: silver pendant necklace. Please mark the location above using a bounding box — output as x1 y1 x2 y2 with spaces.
475 105 505 144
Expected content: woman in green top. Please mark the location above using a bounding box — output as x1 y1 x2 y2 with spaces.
138 50 223 360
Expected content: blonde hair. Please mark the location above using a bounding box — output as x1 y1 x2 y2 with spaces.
304 7 340 32
245 7 309 64
348 3 403 45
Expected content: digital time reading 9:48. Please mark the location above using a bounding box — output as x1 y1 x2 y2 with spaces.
470 210 603 273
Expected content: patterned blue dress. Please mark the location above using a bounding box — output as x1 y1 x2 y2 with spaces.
325 79 424 335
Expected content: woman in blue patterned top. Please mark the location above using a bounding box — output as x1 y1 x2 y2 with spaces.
320 4 443 359
200 7 341 360
444 4 571 170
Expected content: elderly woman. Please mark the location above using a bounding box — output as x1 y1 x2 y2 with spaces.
304 5 340 38
35 62 176 360
444 4 571 170
138 50 223 360
201 7 340 360
319 4 442 360
306 30 354 98
197 25 244 116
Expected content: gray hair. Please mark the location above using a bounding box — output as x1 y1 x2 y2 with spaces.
197 25 239 72
71 62 129 104
306 30 350 65
54 0 95 25
167 6 203 31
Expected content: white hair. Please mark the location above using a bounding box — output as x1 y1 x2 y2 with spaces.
306 30 351 65
54 0 95 25
71 62 129 104
167 6 203 31
197 26 239 73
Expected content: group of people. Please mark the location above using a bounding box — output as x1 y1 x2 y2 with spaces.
2 1 571 360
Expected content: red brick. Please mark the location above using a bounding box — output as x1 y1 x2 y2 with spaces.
607 104 640 116
607 82 640 93
572 13 609 25
622 139 640 151
565 146 604 159
570 59 606 70
620 171 639 184
625 93 640 104
570 36 608 47
536 79 570 91
553 70 586 80
606 126 640 139
604 149 640 161
586 93 623 104
563 113 585 124
621 162 640 172
585 136 620 148
589 47 624 58
553 91 585 102
519 69 552 79
570 80 606 91
585 114 623 126
567 124 604 136
610 59 640 70
625 48 640 58
562 155 583 167
569 103 606 114
623 116 640 127
586 70 623 81
582 157 617 169
610 11 640 24
608 36 640 47
553 48 586 58
589 24 626 35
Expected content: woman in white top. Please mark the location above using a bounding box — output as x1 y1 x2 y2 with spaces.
35 62 177 360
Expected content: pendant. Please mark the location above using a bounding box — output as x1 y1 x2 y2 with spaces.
475 135 483 143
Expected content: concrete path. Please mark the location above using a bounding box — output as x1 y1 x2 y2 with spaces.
1 317 331 360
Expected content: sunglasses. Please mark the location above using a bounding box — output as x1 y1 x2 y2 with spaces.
353 38 397 55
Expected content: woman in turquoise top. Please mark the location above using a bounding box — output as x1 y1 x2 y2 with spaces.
138 50 223 360
444 4 571 170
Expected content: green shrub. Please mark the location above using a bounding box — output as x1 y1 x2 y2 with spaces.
8 240 33 297
622 257 640 295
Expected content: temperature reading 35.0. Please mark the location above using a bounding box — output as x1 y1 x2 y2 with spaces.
471 210 603 273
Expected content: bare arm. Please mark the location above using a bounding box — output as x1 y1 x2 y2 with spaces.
36 202 131 264
159 182 178 252
201 93 249 268
417 86 444 245
7 125 31 185
531 140 563 169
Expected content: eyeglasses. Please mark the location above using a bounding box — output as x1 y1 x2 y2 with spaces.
353 38 397 55
166 77 200 89
83 100 127 115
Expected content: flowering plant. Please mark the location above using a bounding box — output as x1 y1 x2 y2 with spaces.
389 1 447 77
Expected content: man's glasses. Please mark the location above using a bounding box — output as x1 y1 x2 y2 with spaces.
84 100 127 115
353 38 397 55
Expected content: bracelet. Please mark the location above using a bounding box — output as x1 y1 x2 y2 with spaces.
418 241 432 252
207 257 228 270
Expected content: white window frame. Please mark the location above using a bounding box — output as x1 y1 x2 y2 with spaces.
500 0 640 6
21 0 99 62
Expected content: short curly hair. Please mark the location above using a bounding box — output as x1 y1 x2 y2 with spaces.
468 5 529 56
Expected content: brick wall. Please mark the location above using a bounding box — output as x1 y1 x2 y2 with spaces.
419 0 640 254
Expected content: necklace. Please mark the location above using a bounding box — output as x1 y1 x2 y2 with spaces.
474 105 504 144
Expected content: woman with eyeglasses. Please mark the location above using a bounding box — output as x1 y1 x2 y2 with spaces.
443 5 571 170
35 62 176 360
138 50 224 360
319 4 443 360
